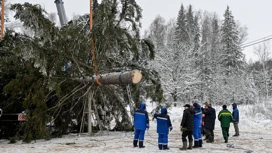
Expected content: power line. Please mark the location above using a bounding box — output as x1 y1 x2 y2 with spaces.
241 38 272 49
242 35 272 46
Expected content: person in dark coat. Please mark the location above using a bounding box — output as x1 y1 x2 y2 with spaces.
192 102 203 148
154 107 173 150
203 102 216 143
180 104 194 150
201 107 206 138
218 105 233 143
133 102 149 148
0 108 2 135
232 103 240 136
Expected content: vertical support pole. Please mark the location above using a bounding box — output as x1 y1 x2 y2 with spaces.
0 0 4 40
88 92 93 135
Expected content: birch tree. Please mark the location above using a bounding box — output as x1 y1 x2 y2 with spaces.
254 42 271 101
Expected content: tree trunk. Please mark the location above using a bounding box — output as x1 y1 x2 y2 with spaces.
78 70 142 85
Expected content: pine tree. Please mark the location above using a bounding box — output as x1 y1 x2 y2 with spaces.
175 4 187 44
197 13 212 101
211 14 221 65
171 4 188 102
220 6 244 75
215 6 254 104
186 5 195 43
0 0 161 141
193 14 200 55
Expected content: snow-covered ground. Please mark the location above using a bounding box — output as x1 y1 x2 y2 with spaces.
1 102 272 153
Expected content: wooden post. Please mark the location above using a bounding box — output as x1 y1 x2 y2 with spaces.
90 0 93 30
0 0 4 40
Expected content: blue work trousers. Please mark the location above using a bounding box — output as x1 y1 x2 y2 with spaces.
193 127 202 141
158 133 168 145
134 129 145 141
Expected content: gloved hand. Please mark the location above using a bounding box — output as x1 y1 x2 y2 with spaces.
180 127 187 132
169 127 173 131
146 124 150 129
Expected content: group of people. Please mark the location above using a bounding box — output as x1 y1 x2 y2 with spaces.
133 101 240 150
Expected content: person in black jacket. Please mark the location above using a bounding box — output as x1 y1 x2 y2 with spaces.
203 102 216 143
180 104 194 150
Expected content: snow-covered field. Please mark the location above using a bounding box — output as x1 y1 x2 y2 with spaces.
1 102 272 153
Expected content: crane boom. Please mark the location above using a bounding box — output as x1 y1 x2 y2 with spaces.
54 0 68 27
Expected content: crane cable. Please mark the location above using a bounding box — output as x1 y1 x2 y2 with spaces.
90 0 101 85
0 0 4 40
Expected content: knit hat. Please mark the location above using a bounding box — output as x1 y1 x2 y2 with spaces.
183 104 190 108
223 105 227 109
193 103 200 108
193 103 198 108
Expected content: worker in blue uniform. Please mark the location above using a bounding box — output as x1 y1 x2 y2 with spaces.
192 102 203 148
154 107 173 150
133 102 149 148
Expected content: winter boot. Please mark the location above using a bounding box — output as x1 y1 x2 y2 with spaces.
179 141 187 150
193 140 199 148
163 145 169 150
224 137 228 143
133 139 138 147
139 141 145 148
211 134 215 142
199 139 203 147
187 141 193 150
206 137 213 143
158 144 162 150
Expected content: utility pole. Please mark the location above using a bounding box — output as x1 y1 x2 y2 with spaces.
54 0 68 27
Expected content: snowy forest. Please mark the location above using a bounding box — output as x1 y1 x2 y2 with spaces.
0 0 272 144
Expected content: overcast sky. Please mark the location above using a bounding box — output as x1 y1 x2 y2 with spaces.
9 0 272 61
